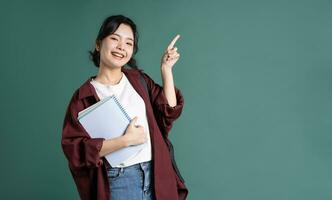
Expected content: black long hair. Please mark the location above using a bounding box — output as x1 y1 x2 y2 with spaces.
89 15 139 69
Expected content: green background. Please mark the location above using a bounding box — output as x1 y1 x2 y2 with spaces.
1 0 331 199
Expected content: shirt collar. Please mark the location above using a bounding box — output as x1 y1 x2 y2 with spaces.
78 67 141 100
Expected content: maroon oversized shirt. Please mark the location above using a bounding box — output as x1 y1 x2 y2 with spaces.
61 67 188 200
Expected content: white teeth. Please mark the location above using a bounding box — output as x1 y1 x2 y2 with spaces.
112 52 124 58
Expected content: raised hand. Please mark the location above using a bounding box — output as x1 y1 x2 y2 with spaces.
161 34 181 70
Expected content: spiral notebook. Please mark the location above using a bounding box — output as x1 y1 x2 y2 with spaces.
78 95 146 166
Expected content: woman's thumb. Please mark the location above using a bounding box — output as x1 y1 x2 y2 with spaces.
130 116 138 126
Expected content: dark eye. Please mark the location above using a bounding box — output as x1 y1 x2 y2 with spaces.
110 37 118 41
127 43 133 46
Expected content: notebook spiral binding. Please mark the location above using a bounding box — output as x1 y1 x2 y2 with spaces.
111 95 132 122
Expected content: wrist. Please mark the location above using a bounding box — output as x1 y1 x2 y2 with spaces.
161 65 172 72
120 135 131 147
161 66 173 80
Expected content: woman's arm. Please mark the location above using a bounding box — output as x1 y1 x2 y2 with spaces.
160 34 181 107
62 91 105 169
141 71 184 137
62 93 146 168
161 67 177 107
98 137 128 157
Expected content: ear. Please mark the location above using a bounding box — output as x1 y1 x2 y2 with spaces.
95 40 101 51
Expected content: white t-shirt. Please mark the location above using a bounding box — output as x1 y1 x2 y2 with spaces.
90 73 152 167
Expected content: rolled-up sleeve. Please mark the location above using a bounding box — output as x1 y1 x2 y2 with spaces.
141 72 184 137
61 90 105 170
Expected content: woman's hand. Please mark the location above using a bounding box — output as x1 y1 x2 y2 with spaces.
122 117 147 146
161 34 181 70
99 117 146 157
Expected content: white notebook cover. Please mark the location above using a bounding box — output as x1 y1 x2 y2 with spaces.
78 95 146 166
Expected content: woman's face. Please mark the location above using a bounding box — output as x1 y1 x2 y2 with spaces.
97 23 134 69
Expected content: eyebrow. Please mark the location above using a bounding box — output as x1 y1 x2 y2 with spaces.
112 33 134 42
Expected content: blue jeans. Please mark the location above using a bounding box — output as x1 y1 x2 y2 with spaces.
107 161 155 200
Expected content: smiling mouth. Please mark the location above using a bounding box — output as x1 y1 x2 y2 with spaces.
111 52 125 59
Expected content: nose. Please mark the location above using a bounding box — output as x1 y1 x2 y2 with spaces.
116 41 125 51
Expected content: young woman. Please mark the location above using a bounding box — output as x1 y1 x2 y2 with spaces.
61 15 188 200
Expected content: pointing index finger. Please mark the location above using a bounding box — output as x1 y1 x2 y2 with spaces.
167 34 180 50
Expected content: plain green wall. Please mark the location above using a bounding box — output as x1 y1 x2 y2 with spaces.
1 0 332 199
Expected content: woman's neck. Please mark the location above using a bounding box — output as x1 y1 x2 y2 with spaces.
95 65 123 85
